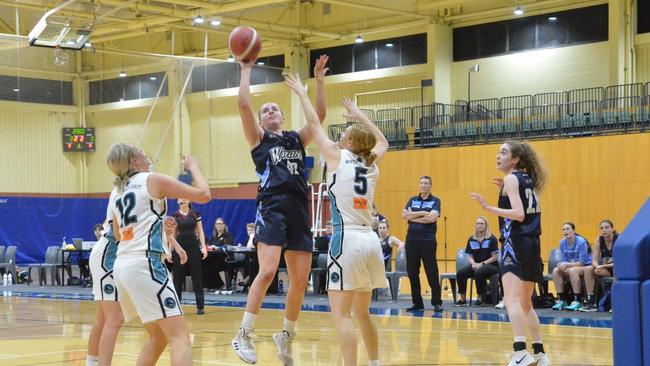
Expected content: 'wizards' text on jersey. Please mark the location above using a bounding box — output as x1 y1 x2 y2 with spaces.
251 130 308 199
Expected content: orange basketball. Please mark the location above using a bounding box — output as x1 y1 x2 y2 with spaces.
228 26 262 62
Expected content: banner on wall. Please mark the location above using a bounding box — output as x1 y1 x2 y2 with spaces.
0 196 256 264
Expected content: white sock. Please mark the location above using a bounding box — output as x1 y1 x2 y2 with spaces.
514 336 526 343
242 311 257 330
86 355 98 366
283 318 297 337
368 360 380 366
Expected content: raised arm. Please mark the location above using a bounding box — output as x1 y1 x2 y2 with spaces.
314 55 329 123
470 174 524 222
148 155 211 204
238 60 264 148
341 97 389 164
285 73 341 169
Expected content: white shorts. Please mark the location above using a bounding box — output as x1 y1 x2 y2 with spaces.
113 253 183 323
327 227 387 291
89 237 118 301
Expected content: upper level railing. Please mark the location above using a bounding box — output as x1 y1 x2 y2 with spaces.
328 82 650 149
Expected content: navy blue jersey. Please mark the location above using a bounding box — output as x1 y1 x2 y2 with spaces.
498 171 541 240
404 194 441 240
251 130 308 199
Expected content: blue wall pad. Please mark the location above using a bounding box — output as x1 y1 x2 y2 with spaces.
642 280 650 366
614 197 650 280
613 280 643 366
0 196 256 264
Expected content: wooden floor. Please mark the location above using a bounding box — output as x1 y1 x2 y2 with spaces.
0 294 612 366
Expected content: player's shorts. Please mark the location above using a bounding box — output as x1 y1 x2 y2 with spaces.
254 193 312 252
327 226 387 291
89 237 118 301
113 252 183 323
501 235 544 283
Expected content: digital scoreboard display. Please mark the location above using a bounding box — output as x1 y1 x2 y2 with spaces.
62 127 96 152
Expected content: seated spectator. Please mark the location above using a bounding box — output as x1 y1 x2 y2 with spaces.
371 204 385 235
93 224 103 241
592 219 617 279
208 218 235 289
552 222 595 311
455 216 499 306
245 222 256 250
209 217 234 247
377 220 404 271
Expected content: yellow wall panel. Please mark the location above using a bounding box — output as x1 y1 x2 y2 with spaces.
0 106 81 193
85 103 178 193
376 134 650 295
451 42 610 102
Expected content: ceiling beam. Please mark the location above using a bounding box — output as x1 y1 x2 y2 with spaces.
318 0 433 20
92 25 170 43
151 0 291 14
415 0 491 12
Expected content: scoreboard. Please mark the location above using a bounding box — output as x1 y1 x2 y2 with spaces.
62 127 95 152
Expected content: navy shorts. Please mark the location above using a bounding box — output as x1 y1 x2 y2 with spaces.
501 235 543 283
254 193 313 252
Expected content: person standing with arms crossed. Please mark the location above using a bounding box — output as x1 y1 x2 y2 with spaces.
231 55 330 365
401 176 443 312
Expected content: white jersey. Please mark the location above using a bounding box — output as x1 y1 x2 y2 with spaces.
109 172 168 256
327 149 378 227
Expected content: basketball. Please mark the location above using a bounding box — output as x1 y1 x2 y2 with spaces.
228 26 261 62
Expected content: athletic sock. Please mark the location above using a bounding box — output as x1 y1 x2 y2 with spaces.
575 294 583 303
86 355 98 366
368 360 380 366
514 336 526 352
532 341 545 354
283 318 296 337
242 311 257 331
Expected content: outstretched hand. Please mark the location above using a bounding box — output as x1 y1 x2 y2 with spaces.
314 55 329 81
284 73 308 96
492 177 504 189
181 155 199 172
469 192 490 211
341 97 365 121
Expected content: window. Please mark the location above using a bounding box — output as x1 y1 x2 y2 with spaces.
190 54 285 93
640 1 650 34
310 33 427 77
453 4 608 61
89 72 167 105
0 75 73 105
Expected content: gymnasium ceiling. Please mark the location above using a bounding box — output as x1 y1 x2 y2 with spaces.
0 0 605 60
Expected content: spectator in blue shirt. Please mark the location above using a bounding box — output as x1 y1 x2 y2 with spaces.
551 222 594 311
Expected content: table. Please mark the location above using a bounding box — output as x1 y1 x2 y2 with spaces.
61 248 92 286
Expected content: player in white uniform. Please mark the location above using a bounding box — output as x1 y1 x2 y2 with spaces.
86 196 123 366
285 74 389 366
106 143 210 366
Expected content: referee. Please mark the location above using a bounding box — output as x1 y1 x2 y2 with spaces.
401 176 443 312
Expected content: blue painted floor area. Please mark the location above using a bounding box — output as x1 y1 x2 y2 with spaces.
1 286 612 329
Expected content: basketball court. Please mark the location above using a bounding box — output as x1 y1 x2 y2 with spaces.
1 0 649 365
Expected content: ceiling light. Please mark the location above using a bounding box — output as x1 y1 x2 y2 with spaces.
13 88 19 92
84 42 92 48
355 35 363 44
385 43 394 47
227 55 235 62
119 70 127 78
210 19 221 26
66 40 75 45
513 6 524 16
149 76 157 81
548 16 557 21
193 15 204 24
257 61 265 65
